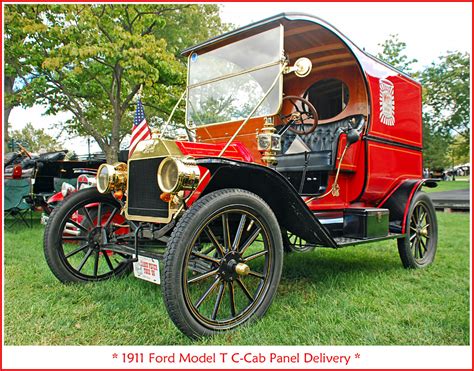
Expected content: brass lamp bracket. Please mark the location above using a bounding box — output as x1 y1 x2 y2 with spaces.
257 117 281 166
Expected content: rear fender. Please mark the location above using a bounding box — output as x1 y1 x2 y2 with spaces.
378 179 435 233
194 158 337 248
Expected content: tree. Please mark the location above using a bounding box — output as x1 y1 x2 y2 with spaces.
422 114 450 169
421 52 470 162
377 35 470 169
9 123 62 152
448 135 470 165
3 7 37 153
377 34 418 74
5 4 226 162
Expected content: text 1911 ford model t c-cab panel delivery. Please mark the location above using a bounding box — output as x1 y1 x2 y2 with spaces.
44 13 438 339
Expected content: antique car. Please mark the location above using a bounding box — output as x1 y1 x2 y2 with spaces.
44 13 438 339
5 146 105 214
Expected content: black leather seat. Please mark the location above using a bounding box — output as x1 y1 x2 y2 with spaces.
276 118 355 172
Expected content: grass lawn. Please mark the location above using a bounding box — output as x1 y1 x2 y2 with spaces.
424 180 470 193
3 212 470 345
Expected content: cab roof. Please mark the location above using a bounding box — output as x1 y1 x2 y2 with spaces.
181 12 419 84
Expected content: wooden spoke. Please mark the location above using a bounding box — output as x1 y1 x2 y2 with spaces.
236 278 254 303
191 251 220 264
187 268 219 284
204 227 225 256
201 244 216 255
232 215 247 251
77 248 93 272
228 281 236 317
418 208 426 224
418 240 424 259
211 282 225 320
97 203 103 226
239 227 262 256
65 243 90 258
82 207 95 228
66 218 88 233
420 237 427 252
248 270 265 280
103 252 115 271
195 277 221 309
104 208 119 228
222 214 231 252
243 250 268 262
93 251 99 277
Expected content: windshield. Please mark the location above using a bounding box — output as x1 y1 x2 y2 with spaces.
186 26 284 127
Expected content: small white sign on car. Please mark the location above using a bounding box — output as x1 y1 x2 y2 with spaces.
133 255 160 285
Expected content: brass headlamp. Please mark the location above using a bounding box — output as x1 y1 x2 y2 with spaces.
96 162 128 194
157 156 200 194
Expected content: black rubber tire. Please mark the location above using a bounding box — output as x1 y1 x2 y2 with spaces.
397 191 438 268
43 187 132 283
162 188 283 339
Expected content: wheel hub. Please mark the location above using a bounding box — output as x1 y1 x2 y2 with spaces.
218 251 249 281
88 227 104 249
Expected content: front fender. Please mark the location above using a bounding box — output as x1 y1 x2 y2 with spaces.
194 158 337 248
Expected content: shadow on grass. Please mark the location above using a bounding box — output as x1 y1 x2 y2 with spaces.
281 246 402 283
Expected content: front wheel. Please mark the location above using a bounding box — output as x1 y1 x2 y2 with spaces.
162 189 283 338
397 191 438 268
43 188 132 283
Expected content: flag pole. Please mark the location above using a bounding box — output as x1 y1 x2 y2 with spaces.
137 84 143 100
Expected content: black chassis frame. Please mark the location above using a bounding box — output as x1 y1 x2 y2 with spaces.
102 157 437 260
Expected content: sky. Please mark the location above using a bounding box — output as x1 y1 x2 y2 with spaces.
7 2 472 155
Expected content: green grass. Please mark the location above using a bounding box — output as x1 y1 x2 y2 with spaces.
424 180 470 193
3 212 470 345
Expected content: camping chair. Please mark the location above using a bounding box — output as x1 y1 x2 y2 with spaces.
4 178 33 228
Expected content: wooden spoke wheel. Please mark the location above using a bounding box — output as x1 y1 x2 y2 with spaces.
163 189 283 338
397 192 438 268
282 230 316 253
44 188 132 282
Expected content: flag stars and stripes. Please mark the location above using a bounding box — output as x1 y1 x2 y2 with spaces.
129 98 151 156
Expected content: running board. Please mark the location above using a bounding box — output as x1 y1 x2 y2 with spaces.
334 233 404 247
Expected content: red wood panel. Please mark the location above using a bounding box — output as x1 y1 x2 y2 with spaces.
362 141 422 203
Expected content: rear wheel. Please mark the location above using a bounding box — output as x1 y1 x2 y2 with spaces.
44 188 132 283
163 189 283 338
397 192 438 268
282 230 316 253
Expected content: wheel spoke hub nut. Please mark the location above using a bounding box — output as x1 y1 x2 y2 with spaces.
218 251 247 281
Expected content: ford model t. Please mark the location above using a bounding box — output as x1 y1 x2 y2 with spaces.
44 13 438 338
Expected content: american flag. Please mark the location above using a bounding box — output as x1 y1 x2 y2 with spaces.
129 98 151 156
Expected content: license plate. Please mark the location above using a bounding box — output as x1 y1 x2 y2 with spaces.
133 255 160 285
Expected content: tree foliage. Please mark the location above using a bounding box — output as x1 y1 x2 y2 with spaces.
376 34 418 74
9 123 62 152
377 35 470 169
3 6 37 153
4 4 226 162
420 52 470 150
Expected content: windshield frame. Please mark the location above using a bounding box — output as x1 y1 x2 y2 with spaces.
185 24 285 130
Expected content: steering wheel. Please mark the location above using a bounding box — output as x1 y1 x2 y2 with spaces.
276 95 319 135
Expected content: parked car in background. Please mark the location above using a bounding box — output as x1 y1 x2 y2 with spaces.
4 147 105 214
